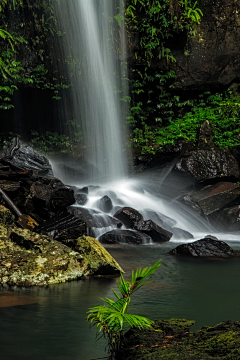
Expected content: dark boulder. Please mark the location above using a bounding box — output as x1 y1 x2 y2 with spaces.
172 227 194 240
99 229 152 245
96 195 113 213
113 207 143 228
75 193 88 206
50 188 75 211
2 138 53 176
190 182 240 215
77 186 88 194
35 212 87 240
133 220 172 243
176 149 240 182
168 238 235 257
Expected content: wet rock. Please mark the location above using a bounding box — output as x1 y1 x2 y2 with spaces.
218 205 240 232
176 149 240 182
99 229 152 245
62 236 123 276
50 187 75 211
96 195 113 213
35 212 87 240
77 186 88 194
0 205 15 226
133 220 172 242
179 194 203 215
2 138 53 176
114 207 143 228
144 209 177 231
168 238 235 257
172 227 194 240
68 206 122 231
75 193 88 206
190 182 240 215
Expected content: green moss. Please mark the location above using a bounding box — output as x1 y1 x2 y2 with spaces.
118 319 240 360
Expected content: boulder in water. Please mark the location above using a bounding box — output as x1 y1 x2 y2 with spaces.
172 227 194 240
133 220 172 243
99 229 152 245
168 237 235 257
62 236 123 276
218 205 240 231
114 207 143 228
96 195 113 213
144 209 177 231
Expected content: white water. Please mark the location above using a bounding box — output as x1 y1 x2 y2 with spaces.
55 0 127 183
54 1 240 243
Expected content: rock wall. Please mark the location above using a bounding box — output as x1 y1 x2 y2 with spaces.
172 0 240 90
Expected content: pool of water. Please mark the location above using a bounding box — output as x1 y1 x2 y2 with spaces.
1 240 240 360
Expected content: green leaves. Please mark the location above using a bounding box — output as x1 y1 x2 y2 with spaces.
87 260 161 355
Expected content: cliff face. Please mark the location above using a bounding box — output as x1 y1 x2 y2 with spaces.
172 0 240 90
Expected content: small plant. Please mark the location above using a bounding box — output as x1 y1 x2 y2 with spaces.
87 260 161 359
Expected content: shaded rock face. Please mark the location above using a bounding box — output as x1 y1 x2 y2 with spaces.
176 149 240 182
99 229 152 245
75 193 88 206
170 0 240 90
2 138 53 176
118 319 240 360
168 238 234 257
190 182 240 215
218 205 240 231
0 223 123 286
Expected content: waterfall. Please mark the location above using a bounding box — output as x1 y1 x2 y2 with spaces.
55 0 128 183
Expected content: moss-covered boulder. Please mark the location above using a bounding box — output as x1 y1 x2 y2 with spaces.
118 319 240 359
62 236 124 276
0 205 15 226
0 228 123 286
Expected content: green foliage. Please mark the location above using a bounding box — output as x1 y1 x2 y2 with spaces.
0 0 70 109
131 91 240 153
29 128 83 156
87 260 161 358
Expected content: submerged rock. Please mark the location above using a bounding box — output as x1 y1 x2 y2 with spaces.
168 238 235 257
99 229 152 245
96 195 113 213
171 227 194 240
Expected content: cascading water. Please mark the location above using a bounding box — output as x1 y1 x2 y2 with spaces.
55 0 127 183
54 1 239 242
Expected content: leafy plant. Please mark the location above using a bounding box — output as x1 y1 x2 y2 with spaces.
87 260 161 359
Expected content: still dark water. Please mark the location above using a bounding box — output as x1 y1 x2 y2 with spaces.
1 240 240 360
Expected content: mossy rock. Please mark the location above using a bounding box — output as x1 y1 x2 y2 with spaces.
0 228 123 286
118 319 240 359
62 236 123 276
0 205 15 226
